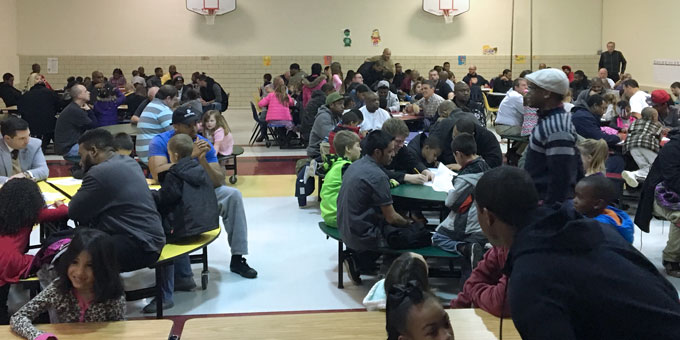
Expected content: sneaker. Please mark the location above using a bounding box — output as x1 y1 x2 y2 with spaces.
174 277 197 292
230 258 258 279
343 255 362 285
303 159 317 184
663 261 680 278
459 242 484 271
142 299 174 314
621 171 639 188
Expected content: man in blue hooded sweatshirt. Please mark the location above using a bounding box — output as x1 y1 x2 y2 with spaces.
475 166 680 340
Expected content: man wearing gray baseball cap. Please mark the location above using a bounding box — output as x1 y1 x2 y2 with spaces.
523 69 583 204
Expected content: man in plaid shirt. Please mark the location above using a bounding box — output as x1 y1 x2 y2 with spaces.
622 107 669 188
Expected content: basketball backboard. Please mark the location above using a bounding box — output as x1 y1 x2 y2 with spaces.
422 0 470 17
186 0 236 16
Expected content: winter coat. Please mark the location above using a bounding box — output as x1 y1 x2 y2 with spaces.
17 84 60 135
451 246 510 317
301 90 327 141
571 108 621 147
153 157 219 242
301 75 327 109
594 206 634 243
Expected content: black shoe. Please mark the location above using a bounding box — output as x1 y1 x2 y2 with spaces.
174 277 197 292
230 258 258 279
343 255 362 285
663 261 680 278
459 242 483 271
142 299 174 314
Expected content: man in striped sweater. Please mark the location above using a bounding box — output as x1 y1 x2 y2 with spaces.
136 85 178 163
523 69 583 204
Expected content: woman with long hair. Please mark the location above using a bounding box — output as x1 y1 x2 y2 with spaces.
330 62 344 93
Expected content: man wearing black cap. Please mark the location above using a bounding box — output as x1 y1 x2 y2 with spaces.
148 106 258 279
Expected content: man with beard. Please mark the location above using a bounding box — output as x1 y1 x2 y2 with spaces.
69 129 165 272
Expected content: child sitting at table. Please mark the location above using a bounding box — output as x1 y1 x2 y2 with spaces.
10 228 125 339
258 76 295 131
622 107 665 188
0 179 69 325
320 131 361 228
450 246 511 318
577 138 609 177
609 100 635 132
386 281 454 340
328 109 363 154
573 175 634 243
113 132 134 157
201 110 234 156
432 133 490 275
144 134 219 313
405 134 442 171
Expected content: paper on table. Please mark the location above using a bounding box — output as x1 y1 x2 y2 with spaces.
49 178 83 186
423 163 455 192
42 191 65 202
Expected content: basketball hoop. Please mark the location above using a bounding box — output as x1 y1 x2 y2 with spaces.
204 8 216 25
443 9 454 24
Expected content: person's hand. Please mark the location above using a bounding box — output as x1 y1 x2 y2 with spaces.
619 128 628 134
200 98 207 105
193 140 211 160
404 104 413 114
54 200 65 207
662 128 671 136
9 173 26 180
446 164 462 171
422 169 435 182
404 174 428 185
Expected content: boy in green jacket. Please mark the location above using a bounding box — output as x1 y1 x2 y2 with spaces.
320 130 361 227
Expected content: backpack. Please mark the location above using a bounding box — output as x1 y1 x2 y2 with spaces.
383 222 432 249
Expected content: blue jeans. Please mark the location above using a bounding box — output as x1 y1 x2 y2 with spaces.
431 232 464 256
160 254 193 303
64 143 79 158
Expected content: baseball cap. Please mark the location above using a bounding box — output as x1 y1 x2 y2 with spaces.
377 80 390 89
325 92 343 106
525 69 569 96
651 89 671 104
172 105 200 125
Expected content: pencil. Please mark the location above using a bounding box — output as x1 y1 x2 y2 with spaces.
413 168 421 174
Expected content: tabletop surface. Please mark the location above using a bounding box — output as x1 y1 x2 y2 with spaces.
2 319 172 340
181 309 520 340
99 123 140 136
391 182 447 201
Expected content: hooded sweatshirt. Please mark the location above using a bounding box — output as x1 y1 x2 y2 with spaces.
594 206 634 243
307 104 340 159
301 90 327 141
153 157 219 242
506 202 680 340
451 246 510 317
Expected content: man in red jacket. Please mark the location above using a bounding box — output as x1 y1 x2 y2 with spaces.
450 246 511 317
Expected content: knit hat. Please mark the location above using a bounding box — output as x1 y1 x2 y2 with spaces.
525 69 569 95
651 89 671 105
325 92 343 106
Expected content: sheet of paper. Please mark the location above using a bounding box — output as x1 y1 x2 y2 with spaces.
42 191 65 203
49 178 82 186
422 163 455 192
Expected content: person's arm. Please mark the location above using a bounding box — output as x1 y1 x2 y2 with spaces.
26 144 49 181
212 84 222 104
455 247 511 317
148 156 172 183
212 128 225 155
68 174 109 223
619 51 627 73
37 204 69 222
544 131 578 204
195 140 226 187
380 204 409 227
107 295 127 321
114 88 126 105
258 93 270 108
10 283 59 340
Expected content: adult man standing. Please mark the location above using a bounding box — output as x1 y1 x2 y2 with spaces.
523 69 582 204
597 68 615 89
307 92 344 160
598 41 626 82
496 78 528 136
148 106 257 279
0 73 21 107
54 84 98 157
136 85 178 163
622 79 649 117
70 129 165 272
392 63 405 90
18 75 60 150
366 48 394 74
475 166 680 339
0 118 48 184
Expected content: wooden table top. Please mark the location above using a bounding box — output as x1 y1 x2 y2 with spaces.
181 309 520 340
2 319 173 340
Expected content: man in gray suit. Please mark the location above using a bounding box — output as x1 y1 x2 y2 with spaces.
0 117 49 184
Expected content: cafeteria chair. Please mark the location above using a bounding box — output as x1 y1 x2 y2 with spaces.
217 145 244 184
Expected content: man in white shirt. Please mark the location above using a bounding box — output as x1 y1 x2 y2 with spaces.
359 92 391 132
598 68 615 89
495 78 528 136
623 79 650 117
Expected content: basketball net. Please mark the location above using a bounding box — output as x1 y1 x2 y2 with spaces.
204 8 216 25
443 9 454 24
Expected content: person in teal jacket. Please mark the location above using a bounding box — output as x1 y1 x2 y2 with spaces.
573 175 634 243
320 130 361 227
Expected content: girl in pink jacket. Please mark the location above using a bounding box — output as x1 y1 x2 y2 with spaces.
259 77 295 130
202 110 234 156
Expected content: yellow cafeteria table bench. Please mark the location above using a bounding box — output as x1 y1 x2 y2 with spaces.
181 309 520 340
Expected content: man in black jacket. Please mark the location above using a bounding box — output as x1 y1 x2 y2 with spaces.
379 118 429 184
476 166 680 340
197 74 228 112
598 41 626 82
453 118 502 169
0 73 21 107
17 77 61 150
429 108 479 166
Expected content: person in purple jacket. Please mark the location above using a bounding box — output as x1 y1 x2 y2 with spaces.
93 83 125 126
